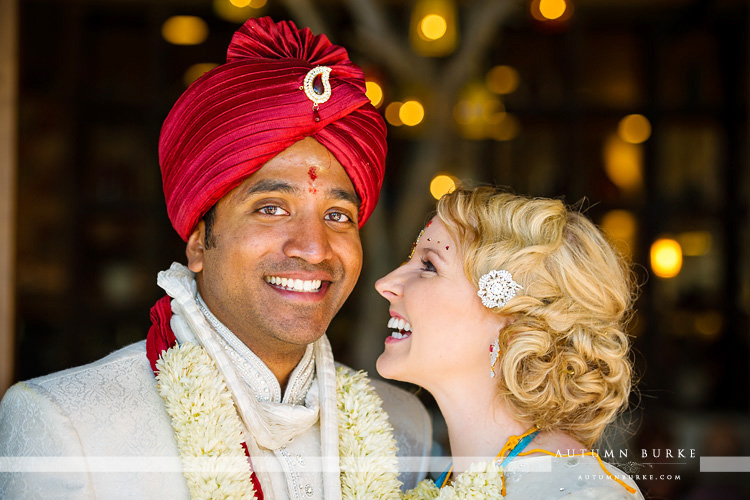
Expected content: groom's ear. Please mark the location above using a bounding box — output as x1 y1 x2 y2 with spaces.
186 222 206 273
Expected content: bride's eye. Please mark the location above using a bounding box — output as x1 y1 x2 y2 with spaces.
420 258 436 272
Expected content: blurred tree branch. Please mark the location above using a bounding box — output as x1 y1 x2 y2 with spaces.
282 0 520 372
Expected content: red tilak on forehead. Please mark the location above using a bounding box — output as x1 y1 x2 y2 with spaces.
308 166 318 194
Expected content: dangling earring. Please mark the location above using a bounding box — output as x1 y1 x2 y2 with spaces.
489 338 500 378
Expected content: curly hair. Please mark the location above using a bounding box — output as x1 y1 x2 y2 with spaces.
436 187 636 448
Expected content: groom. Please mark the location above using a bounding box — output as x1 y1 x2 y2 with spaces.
0 17 430 499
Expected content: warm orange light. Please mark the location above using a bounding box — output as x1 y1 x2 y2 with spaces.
183 63 219 87
486 65 520 95
482 99 506 125
410 0 458 57
385 102 404 126
603 134 643 192
213 0 266 23
229 0 266 7
618 114 652 144
539 0 567 20
488 113 520 141
651 238 683 278
399 100 425 126
454 83 510 140
365 81 384 108
695 311 722 337
677 231 712 257
161 16 209 46
430 174 457 200
601 210 637 259
530 0 573 22
421 14 448 40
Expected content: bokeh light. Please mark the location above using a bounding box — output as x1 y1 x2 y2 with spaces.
365 81 384 108
539 0 567 20
454 83 516 140
183 63 219 87
486 65 520 95
651 238 683 278
399 100 425 126
420 14 448 40
161 16 209 46
603 134 643 192
695 311 723 337
530 0 573 22
487 113 521 141
230 0 266 6
601 209 637 260
482 99 506 124
678 231 712 256
618 114 652 144
214 0 266 23
430 174 457 200
385 102 404 126
410 0 458 57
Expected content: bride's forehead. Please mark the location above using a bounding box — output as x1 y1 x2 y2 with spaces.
420 218 450 240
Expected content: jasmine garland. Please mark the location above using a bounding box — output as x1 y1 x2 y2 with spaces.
156 342 402 499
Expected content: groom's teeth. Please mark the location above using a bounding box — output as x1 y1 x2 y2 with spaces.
265 276 322 292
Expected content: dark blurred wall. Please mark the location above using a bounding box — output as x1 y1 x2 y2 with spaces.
11 1 750 497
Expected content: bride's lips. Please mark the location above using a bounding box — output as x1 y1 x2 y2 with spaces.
384 313 412 344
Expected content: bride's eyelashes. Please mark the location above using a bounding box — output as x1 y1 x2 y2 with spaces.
420 258 436 272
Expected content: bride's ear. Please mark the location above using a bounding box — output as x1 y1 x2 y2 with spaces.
495 314 516 334
483 313 515 347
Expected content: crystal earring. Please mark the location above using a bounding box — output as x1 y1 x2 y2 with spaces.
489 338 501 378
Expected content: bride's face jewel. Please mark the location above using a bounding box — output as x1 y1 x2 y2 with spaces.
408 229 425 260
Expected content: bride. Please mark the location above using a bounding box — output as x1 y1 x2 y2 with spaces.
376 187 644 499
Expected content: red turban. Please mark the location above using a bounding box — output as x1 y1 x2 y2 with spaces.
159 17 387 241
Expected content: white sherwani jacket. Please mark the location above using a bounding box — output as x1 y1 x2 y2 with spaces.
0 265 432 500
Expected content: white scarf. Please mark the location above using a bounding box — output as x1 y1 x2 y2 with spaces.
157 263 342 499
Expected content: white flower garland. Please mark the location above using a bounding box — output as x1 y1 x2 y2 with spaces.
156 342 402 500
157 343 256 500
403 462 504 500
336 367 402 499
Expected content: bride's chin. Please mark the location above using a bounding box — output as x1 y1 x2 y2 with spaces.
375 353 407 382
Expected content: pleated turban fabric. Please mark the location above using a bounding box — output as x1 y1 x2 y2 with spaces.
159 17 387 241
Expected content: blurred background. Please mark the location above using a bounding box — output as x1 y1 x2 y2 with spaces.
1 0 748 498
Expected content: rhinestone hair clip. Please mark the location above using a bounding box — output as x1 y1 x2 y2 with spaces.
477 269 523 308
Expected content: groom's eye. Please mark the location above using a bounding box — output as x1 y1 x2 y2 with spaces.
420 258 436 272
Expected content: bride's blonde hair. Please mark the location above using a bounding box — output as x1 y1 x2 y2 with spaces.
436 187 636 447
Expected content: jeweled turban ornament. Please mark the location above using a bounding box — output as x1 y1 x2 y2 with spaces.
159 17 386 241
477 270 523 308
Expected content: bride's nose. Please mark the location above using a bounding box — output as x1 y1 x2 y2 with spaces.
375 267 404 301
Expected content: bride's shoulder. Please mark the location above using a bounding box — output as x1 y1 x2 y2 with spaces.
505 454 644 499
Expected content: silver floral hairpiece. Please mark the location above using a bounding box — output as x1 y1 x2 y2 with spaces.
477 269 523 308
